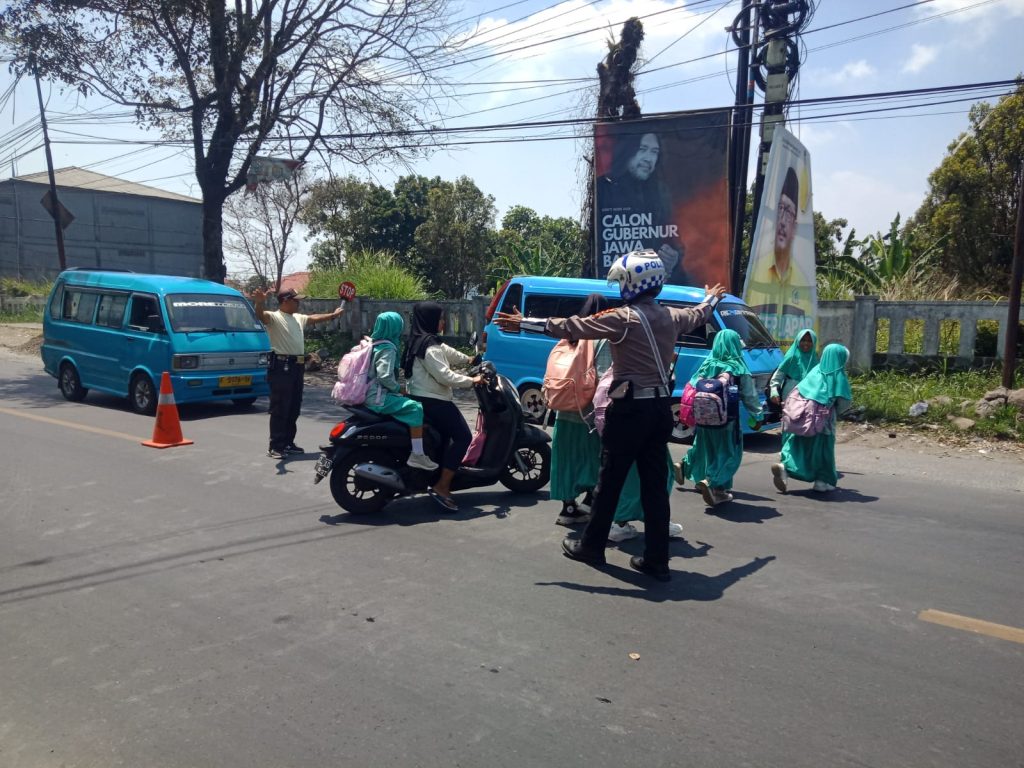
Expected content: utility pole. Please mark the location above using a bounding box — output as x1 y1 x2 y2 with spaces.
1001 162 1023 389
728 0 757 293
747 1 810 260
32 55 67 271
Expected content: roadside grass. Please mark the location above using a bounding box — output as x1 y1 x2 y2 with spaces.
851 368 1023 441
0 278 49 322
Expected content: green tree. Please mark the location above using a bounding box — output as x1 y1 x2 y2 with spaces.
491 205 586 285
413 177 496 298
302 177 402 269
1 0 455 282
909 82 1024 289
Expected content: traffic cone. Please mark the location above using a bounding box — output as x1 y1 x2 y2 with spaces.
142 372 194 449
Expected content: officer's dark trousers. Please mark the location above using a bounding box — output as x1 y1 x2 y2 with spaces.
268 363 304 450
580 395 674 567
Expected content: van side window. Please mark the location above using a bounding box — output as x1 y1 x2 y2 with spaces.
62 290 99 324
48 282 64 320
524 295 566 317
659 300 711 347
498 283 522 315
128 295 162 332
96 293 129 328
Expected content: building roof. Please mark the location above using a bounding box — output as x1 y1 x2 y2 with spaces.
12 167 200 204
277 271 310 293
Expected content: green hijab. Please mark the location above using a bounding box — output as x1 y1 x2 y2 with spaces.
778 328 819 382
370 311 404 349
797 343 852 405
690 329 750 385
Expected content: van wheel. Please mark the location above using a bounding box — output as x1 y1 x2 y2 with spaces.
500 443 551 493
129 372 157 415
232 397 258 408
669 402 695 445
517 384 547 424
58 362 88 402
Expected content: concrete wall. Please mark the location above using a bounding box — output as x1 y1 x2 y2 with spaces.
0 180 203 279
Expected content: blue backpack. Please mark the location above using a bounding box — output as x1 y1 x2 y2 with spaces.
692 372 739 428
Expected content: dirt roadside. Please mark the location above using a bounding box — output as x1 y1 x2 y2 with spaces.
2 322 1020 464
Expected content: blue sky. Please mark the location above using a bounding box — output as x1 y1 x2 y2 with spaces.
1 0 1021 275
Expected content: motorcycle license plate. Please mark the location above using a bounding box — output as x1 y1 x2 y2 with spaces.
313 455 333 484
219 375 252 387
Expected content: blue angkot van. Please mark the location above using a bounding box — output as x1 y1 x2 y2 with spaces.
42 269 271 414
481 275 784 437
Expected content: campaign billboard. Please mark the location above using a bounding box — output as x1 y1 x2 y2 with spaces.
742 126 817 348
593 112 731 288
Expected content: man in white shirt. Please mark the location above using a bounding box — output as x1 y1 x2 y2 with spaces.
252 287 344 459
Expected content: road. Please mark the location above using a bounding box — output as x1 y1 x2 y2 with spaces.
1 347 1021 768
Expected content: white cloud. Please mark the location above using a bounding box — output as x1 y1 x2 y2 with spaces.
901 44 938 74
821 59 876 86
924 0 1024 21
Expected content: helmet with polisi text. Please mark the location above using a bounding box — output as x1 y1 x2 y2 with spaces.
606 250 666 301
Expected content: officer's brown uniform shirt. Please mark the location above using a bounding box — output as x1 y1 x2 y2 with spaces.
545 295 713 389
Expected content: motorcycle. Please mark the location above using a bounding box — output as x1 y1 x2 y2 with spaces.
314 355 551 514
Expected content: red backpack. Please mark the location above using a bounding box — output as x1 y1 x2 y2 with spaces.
542 339 597 415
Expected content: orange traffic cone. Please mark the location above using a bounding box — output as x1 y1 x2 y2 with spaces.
142 372 194 449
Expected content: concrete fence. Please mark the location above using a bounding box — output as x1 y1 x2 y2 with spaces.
6 292 1022 372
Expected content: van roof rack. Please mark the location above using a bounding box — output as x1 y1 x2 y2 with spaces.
65 267 135 273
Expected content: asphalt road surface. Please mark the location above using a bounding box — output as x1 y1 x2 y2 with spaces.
1 348 1021 768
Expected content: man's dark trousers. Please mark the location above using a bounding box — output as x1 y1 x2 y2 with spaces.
580 395 674 567
268 363 304 450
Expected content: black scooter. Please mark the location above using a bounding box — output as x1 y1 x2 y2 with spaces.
314 359 551 514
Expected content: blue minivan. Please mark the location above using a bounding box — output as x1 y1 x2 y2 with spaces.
482 276 784 438
42 269 271 414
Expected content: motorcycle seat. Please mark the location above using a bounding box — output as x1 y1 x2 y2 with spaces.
343 405 390 425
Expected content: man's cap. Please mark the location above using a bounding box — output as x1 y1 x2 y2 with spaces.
781 166 799 203
277 289 306 301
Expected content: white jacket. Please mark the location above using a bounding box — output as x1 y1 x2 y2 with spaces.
408 343 474 402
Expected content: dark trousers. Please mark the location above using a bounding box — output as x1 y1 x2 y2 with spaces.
268 364 304 450
581 395 674 567
416 397 472 471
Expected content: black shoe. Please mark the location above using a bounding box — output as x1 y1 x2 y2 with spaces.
629 556 671 582
556 501 591 527
561 538 606 566
267 447 286 459
285 443 304 455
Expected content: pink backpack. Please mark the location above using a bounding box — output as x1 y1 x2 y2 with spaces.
331 337 392 406
542 339 596 414
678 382 697 428
781 389 833 436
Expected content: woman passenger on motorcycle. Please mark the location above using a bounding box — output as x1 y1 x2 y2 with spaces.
403 302 484 512
364 311 438 472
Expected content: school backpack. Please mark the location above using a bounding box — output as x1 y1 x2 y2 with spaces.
542 338 597 415
678 382 698 429
781 389 833 437
691 372 739 428
331 337 392 406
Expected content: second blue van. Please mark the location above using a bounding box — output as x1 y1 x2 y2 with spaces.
481 275 784 438
42 270 271 414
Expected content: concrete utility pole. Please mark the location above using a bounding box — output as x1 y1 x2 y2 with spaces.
747 1 811 260
1001 162 1023 389
728 0 756 293
32 55 67 271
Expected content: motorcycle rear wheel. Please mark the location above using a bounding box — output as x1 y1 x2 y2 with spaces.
329 449 397 514
499 443 551 493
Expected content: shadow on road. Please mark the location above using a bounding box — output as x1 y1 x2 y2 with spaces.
319 490 545 528
537 555 776 601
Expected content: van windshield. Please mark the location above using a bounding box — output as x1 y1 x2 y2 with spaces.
717 303 777 348
165 294 264 333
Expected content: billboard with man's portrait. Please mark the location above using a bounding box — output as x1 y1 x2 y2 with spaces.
742 126 817 348
593 112 731 288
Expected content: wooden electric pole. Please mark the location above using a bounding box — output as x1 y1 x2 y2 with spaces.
32 55 67 271
1001 163 1023 389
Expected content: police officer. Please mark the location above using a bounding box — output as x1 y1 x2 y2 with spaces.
496 251 725 581
252 287 345 459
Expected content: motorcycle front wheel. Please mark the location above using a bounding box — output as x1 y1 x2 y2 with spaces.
499 443 551 493
329 449 397 514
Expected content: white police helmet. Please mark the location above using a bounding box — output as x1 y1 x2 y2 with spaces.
607 249 666 301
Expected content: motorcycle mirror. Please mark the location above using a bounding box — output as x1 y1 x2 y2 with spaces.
469 331 479 348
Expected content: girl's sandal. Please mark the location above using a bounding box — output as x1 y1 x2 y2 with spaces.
427 488 459 512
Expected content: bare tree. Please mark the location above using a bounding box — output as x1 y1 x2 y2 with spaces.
1 0 455 282
224 173 309 290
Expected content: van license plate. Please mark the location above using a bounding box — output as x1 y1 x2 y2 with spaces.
218 375 252 387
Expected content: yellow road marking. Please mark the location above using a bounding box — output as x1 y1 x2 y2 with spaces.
0 406 143 443
918 609 1024 645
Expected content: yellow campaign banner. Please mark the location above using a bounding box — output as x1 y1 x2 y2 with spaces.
593 112 731 287
743 126 818 348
